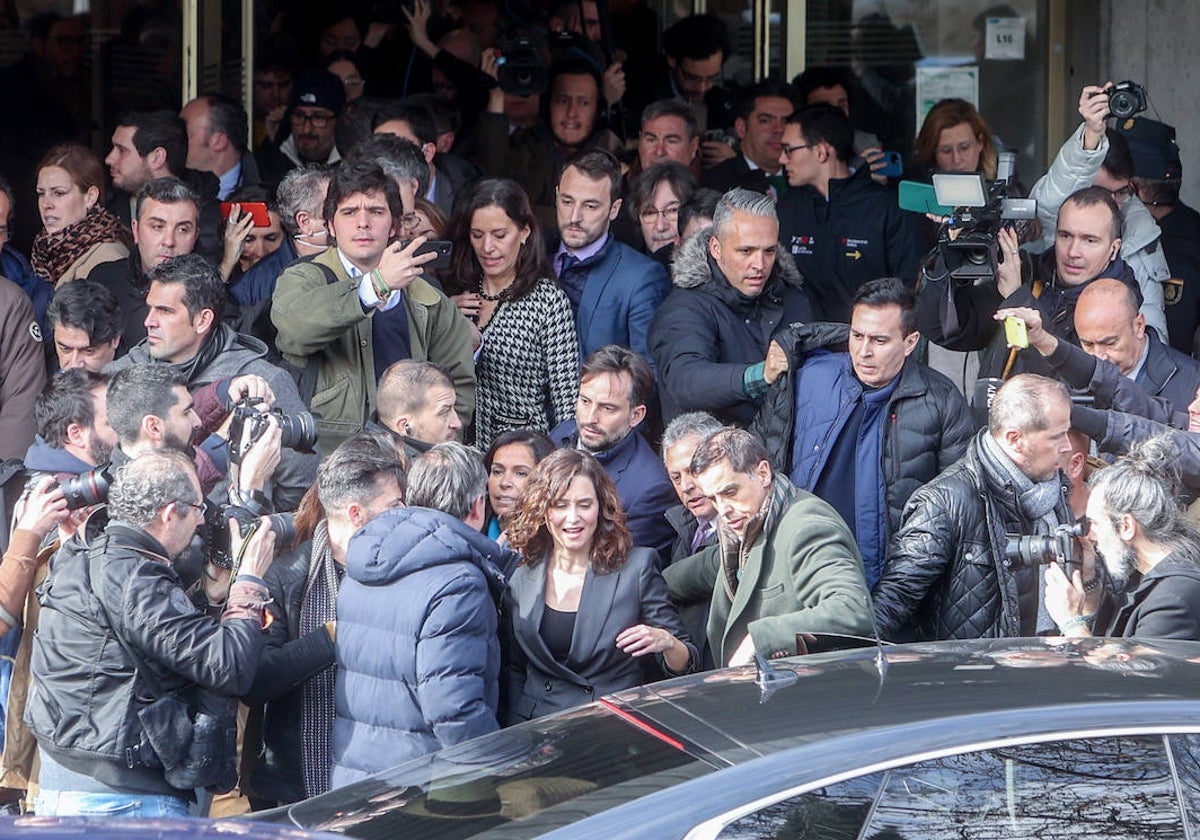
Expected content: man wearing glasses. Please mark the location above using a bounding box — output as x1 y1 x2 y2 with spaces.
776 104 921 323
28 449 278 817
256 69 345 192
273 161 475 454
1027 81 1169 343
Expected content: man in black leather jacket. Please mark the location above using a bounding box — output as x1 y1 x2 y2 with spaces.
873 374 1076 642
27 450 276 816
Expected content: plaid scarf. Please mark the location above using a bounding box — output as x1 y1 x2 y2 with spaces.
299 521 340 798
30 207 129 284
718 475 801 603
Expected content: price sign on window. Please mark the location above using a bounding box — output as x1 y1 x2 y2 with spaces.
985 17 1026 60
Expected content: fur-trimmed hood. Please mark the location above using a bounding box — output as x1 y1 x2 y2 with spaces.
671 224 804 291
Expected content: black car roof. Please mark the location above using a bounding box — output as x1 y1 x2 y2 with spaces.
607 637 1200 765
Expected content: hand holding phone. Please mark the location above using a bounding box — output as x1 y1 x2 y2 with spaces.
220 201 272 227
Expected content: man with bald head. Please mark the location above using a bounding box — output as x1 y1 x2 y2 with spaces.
1074 277 1200 417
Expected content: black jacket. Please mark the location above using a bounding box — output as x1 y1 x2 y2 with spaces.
649 226 814 427
872 432 1073 642
27 521 267 796
776 166 923 323
1135 330 1200 421
700 155 773 196
1109 553 1200 639
754 322 974 535
243 540 336 805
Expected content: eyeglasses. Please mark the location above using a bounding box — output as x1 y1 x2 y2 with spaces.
640 204 681 223
289 111 334 129
180 500 206 518
400 212 421 231
781 143 816 157
679 68 722 87
341 76 365 89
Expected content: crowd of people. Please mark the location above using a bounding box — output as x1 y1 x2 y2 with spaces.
2 0 1200 824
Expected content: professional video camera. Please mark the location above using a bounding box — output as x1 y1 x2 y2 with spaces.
227 397 319 465
59 463 115 510
1004 519 1089 570
203 503 295 573
495 37 548 97
931 150 1038 284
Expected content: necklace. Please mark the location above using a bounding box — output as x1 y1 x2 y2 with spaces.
477 277 513 301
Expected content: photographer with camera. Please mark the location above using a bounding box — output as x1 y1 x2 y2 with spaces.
476 53 622 229
1026 81 1168 341
1046 434 1200 641
873 374 1078 642
28 450 277 817
922 186 1141 382
107 252 318 510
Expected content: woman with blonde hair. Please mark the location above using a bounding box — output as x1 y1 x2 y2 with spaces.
913 98 998 179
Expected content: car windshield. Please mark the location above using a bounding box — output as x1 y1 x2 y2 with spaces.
274 701 714 838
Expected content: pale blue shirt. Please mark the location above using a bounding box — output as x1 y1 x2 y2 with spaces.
339 249 404 313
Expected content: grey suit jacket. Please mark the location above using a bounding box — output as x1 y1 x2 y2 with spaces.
503 547 696 724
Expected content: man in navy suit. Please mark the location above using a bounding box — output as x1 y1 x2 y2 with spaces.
551 346 677 564
553 150 671 362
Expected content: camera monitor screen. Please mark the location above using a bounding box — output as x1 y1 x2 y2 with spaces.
932 173 989 208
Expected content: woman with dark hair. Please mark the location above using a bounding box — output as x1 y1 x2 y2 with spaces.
444 177 579 448
629 160 697 258
503 448 695 723
31 144 130 287
483 428 555 541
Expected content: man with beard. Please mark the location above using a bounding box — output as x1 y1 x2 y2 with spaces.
27 450 277 816
107 253 317 510
550 345 677 564
1046 433 1200 640
256 69 344 191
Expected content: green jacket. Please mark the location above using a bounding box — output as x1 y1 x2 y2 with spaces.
271 248 476 453
664 476 873 666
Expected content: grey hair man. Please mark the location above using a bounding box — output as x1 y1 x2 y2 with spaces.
873 373 1077 642
637 99 700 172
649 188 815 426
1046 433 1200 641
407 442 487 528
661 411 724 565
230 163 333 307
246 431 407 805
28 449 276 816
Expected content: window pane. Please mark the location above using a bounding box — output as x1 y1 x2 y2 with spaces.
865 736 1181 839
718 773 883 839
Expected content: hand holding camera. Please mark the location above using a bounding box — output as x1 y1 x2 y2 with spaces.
235 412 283 495
228 516 277 581
227 375 276 411
17 478 70 540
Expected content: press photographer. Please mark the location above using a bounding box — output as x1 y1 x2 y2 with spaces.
27 450 277 817
1045 434 1200 641
918 185 1140 382
105 252 319 509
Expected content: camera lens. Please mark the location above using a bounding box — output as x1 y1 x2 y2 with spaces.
1110 90 1136 119
267 512 296 547
278 411 319 454
59 466 112 511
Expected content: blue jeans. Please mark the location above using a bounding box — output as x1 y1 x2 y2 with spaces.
34 790 190 818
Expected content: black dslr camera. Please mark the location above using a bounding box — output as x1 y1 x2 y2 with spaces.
496 37 548 97
931 150 1038 284
227 397 319 465
203 504 295 572
58 463 115 510
1105 80 1148 120
1005 519 1089 570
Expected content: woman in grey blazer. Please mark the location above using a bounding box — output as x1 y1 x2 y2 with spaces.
502 448 696 724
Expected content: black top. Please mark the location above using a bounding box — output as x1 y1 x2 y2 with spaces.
540 604 577 664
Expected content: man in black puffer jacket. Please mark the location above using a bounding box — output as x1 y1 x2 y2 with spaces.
649 188 814 428
873 374 1076 642
753 279 973 589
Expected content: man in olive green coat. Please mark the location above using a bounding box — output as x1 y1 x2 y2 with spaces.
272 161 475 453
664 428 873 667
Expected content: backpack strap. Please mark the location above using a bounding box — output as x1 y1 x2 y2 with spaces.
292 255 343 407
